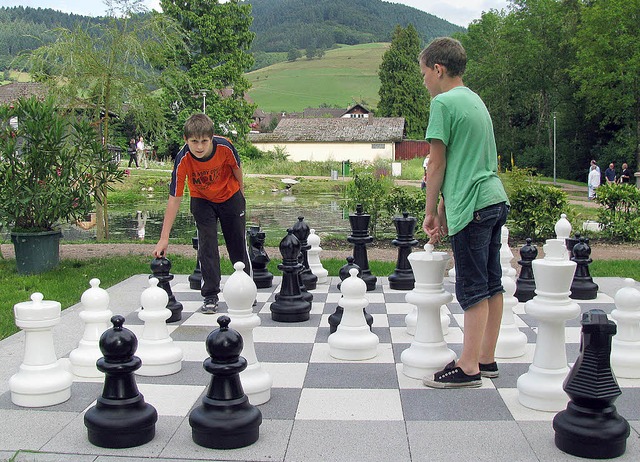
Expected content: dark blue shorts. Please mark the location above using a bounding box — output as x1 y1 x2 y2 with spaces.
451 202 509 311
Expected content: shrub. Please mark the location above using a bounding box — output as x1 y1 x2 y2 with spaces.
594 183 640 241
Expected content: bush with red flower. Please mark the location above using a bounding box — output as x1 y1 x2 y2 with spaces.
0 96 123 232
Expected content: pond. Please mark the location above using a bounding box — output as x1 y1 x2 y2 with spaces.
59 190 353 243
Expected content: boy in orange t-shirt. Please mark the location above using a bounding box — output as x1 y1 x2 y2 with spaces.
154 113 250 313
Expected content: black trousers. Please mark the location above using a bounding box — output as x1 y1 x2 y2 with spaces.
190 191 251 299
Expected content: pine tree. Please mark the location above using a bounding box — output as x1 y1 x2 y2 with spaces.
377 24 429 139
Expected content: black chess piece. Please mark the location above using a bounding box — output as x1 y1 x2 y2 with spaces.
189 315 262 449
150 256 183 322
553 309 630 459
570 237 599 300
329 257 373 334
292 216 318 291
84 315 158 448
188 233 202 291
248 226 273 289
515 238 537 303
388 212 418 290
270 229 312 322
348 204 377 291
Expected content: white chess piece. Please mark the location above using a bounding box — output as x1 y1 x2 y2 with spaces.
500 226 517 279
401 244 456 379
555 213 572 241
448 263 456 284
225 261 273 404
495 226 527 358
495 274 527 358
10 292 73 407
329 268 379 360
611 278 640 378
69 278 112 378
136 278 183 376
307 229 328 284
517 239 579 411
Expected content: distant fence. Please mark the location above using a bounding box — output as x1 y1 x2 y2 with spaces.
395 140 430 161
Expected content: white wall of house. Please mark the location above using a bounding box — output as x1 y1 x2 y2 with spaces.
252 142 395 162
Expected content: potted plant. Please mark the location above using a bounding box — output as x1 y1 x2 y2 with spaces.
0 96 123 274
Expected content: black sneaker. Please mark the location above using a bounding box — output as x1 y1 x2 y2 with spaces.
423 361 482 389
479 362 499 378
199 297 218 314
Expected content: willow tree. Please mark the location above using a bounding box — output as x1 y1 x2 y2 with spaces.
26 0 185 240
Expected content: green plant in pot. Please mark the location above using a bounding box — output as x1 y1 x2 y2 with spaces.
0 96 123 274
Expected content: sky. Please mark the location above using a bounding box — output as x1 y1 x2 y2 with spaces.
3 0 511 28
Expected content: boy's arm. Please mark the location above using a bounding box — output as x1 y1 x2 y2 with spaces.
153 195 182 257
232 166 244 195
423 139 447 244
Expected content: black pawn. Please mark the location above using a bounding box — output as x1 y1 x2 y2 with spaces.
348 204 377 291
84 315 158 448
515 238 537 303
270 229 312 322
553 309 630 459
329 257 373 334
150 256 183 322
248 226 273 288
189 315 262 449
189 234 202 290
292 216 318 291
388 212 418 290
570 237 599 300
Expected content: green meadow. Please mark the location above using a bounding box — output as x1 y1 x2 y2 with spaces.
246 43 390 112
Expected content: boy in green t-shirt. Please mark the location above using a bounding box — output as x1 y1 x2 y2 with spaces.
419 37 509 389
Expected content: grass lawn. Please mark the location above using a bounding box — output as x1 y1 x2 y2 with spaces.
246 43 389 112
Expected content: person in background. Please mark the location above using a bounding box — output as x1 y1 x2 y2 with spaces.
127 137 139 168
619 162 633 184
588 164 601 200
137 136 148 169
421 154 430 191
605 162 616 184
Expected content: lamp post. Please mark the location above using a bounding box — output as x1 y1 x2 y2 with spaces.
199 89 209 113
553 112 557 186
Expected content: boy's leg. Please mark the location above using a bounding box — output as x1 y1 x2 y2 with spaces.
191 198 222 301
218 191 251 277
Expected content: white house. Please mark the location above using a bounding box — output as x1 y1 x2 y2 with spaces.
248 116 405 162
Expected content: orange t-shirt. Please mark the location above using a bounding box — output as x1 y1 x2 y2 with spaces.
169 136 241 203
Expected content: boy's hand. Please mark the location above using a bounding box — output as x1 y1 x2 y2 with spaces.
153 238 169 258
423 213 444 244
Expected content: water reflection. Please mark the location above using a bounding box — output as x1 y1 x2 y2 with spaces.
50 192 351 242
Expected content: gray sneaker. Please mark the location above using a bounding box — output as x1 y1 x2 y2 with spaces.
199 297 218 314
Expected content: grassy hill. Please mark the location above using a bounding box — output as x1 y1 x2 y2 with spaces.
246 43 389 112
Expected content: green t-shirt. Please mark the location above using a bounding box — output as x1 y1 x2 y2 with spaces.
426 86 508 236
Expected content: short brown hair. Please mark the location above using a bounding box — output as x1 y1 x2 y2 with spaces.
183 113 215 139
419 37 467 77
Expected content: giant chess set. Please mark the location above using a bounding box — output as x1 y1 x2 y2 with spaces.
1 209 639 461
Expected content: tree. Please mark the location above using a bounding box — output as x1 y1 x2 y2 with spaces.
571 0 640 169
25 0 185 239
377 24 429 139
287 48 301 62
160 0 256 142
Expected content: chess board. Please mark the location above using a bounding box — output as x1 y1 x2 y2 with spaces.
1 274 639 462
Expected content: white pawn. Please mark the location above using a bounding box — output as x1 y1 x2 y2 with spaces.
10 293 73 407
69 278 113 378
611 278 640 378
329 268 379 360
401 244 456 379
495 273 527 358
500 226 517 279
307 229 328 284
136 278 183 376
517 239 579 412
555 213 572 241
225 261 272 405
